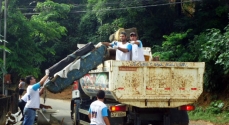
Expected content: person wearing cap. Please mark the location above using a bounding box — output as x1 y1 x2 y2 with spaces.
129 32 145 61
88 90 110 125
102 32 132 61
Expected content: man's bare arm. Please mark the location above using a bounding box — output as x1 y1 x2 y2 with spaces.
88 114 91 121
102 42 111 47
103 117 111 125
39 75 49 86
40 104 52 109
132 40 140 45
18 83 22 88
117 47 129 53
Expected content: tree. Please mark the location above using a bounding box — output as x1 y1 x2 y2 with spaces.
6 0 70 78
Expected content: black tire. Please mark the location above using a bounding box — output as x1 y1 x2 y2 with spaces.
169 108 189 125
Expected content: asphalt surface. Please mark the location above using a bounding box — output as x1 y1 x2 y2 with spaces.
39 98 215 125
40 98 73 125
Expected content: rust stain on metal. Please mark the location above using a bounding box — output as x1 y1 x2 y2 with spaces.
123 70 142 95
119 66 137 71
91 61 205 108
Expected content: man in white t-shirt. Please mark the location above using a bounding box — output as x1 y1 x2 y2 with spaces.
19 87 51 121
88 90 110 125
129 32 145 61
23 70 49 125
102 32 132 61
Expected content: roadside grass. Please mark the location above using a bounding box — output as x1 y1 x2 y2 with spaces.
189 110 229 124
188 100 229 124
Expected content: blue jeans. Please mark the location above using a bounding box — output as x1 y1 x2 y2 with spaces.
23 108 36 125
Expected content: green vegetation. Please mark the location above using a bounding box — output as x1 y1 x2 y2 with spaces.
189 100 229 124
0 1 229 122
6 0 228 87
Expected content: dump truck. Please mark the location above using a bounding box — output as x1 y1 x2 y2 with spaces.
72 46 205 125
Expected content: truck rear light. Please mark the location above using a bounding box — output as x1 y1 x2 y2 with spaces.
179 88 185 90
164 88 170 90
179 105 195 111
109 106 126 112
118 87 124 90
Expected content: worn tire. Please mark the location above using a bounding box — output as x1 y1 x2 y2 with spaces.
169 108 189 125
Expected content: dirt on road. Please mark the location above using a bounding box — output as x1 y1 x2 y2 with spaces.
189 120 214 125
44 86 72 101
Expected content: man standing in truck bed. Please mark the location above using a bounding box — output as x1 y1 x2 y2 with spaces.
88 90 110 125
129 32 145 61
102 32 132 61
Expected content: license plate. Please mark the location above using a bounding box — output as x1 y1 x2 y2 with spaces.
111 112 126 117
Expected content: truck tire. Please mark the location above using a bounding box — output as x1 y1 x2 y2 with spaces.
169 108 189 125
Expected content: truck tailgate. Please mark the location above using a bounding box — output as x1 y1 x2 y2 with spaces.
80 60 205 108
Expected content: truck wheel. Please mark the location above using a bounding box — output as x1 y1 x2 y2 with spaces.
169 108 189 125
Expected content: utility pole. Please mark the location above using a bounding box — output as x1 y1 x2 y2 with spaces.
3 0 7 95
0 0 2 95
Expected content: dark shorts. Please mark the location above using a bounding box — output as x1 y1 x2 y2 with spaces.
18 99 26 112
19 89 24 95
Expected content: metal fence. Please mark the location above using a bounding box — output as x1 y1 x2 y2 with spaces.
0 88 19 125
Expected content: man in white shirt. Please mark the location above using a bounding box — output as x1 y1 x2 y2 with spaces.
129 32 145 61
19 87 51 121
88 90 110 125
102 32 132 61
23 70 49 125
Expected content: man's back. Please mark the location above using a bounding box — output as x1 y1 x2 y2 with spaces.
89 100 107 125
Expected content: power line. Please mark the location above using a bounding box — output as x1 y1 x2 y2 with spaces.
71 0 201 13
22 0 201 15
22 0 198 8
23 0 172 7
71 0 169 7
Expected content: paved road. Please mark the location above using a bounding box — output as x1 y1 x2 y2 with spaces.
40 98 215 125
40 98 73 125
